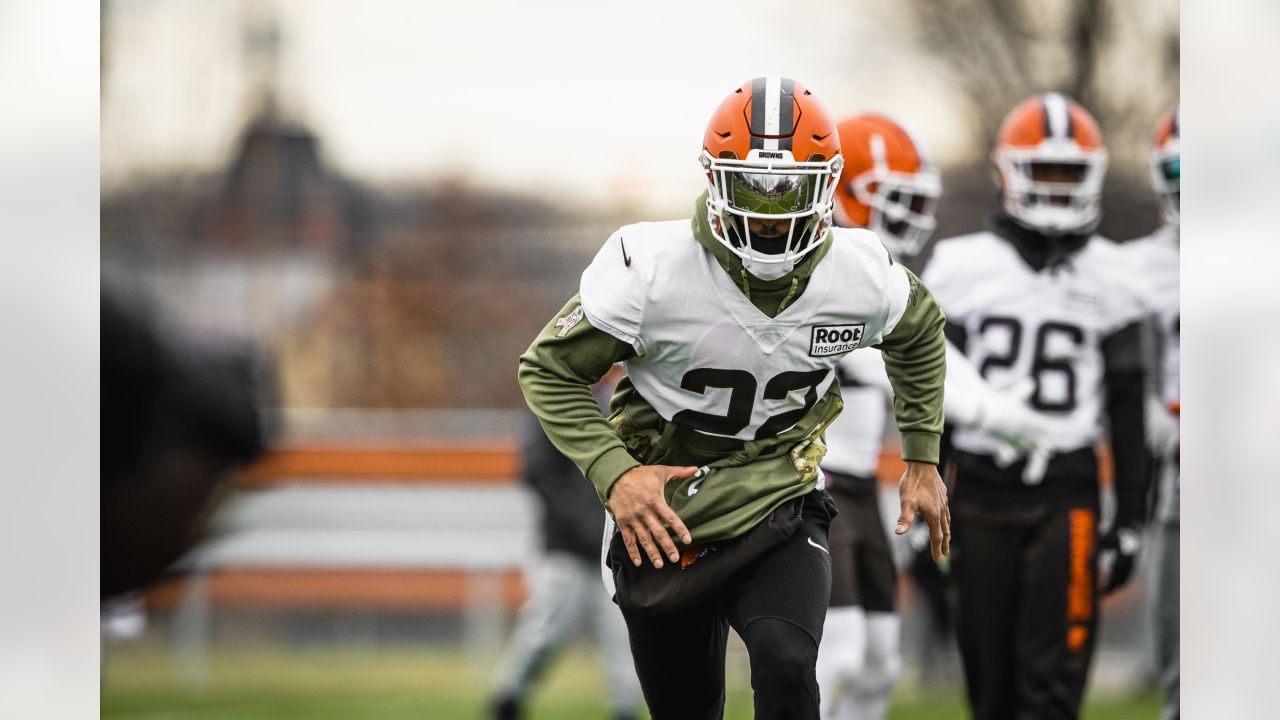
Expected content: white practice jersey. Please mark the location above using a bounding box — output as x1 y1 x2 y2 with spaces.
822 349 893 477
579 221 911 442
923 231 1147 456
1123 225 1180 408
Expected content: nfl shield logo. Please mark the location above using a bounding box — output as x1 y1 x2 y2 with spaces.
555 306 585 337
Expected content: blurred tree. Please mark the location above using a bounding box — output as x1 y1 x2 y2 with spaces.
888 0 1178 247
897 0 1178 156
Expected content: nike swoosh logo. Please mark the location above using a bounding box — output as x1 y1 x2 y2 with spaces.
619 235 631 267
807 537 828 555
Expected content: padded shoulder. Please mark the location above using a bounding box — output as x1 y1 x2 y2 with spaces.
1077 236 1151 330
578 220 692 353
921 231 1013 317
826 227 898 291
826 228 913 343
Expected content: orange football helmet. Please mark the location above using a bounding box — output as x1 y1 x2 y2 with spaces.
832 114 941 259
1151 104 1180 225
702 77 843 265
992 93 1108 235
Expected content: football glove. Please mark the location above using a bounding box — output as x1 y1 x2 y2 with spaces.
978 379 1055 484
1097 525 1142 595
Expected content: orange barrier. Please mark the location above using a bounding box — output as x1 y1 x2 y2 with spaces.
240 442 520 487
146 568 527 612
240 442 913 487
239 442 1110 487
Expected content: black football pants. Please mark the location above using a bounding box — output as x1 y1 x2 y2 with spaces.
620 491 833 720
952 497 1101 720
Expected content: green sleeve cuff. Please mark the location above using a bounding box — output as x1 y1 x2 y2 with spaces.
901 431 940 465
586 446 641 500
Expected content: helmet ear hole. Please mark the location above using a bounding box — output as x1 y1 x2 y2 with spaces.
719 150 738 160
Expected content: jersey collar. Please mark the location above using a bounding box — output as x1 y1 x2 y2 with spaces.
691 192 832 295
990 212 1090 273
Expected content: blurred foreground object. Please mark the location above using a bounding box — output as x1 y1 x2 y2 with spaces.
101 291 271 598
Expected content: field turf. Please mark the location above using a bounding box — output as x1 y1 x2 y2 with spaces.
102 645 1161 719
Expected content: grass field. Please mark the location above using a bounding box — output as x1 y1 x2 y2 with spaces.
102 644 1162 719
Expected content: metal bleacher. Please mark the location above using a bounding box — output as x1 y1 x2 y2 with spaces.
158 408 537 686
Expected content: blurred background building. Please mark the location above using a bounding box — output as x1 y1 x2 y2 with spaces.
100 0 1177 716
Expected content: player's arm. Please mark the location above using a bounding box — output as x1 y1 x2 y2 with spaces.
876 266 946 464
873 266 950 558
518 295 695 569
1098 320 1151 593
518 295 641 498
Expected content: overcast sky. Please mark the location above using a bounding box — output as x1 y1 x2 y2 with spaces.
101 0 1111 213
102 0 982 212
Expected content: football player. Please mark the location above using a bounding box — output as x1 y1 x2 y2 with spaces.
815 114 1053 720
921 93 1150 720
1122 103 1180 720
518 77 950 720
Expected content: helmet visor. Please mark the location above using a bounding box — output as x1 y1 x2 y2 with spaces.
702 150 841 264
728 172 818 215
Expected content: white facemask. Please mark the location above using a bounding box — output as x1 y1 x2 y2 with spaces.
742 257 796 281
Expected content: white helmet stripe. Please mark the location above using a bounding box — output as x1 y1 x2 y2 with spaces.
763 76 782 150
1042 92 1070 141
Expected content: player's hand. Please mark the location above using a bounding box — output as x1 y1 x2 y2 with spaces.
895 461 950 561
608 465 697 568
1098 525 1142 595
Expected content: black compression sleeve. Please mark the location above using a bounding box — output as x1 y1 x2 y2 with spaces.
1102 322 1150 528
